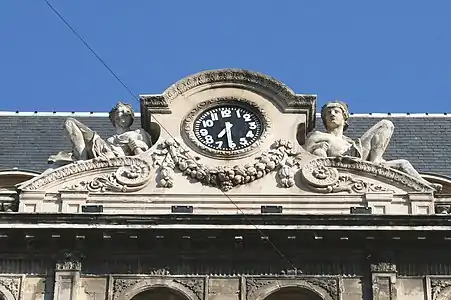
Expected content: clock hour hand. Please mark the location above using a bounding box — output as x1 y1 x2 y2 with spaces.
217 127 226 138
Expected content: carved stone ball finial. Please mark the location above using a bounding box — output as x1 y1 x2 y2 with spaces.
321 101 350 131
109 101 135 129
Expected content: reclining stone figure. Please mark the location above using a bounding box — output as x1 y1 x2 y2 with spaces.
49 102 152 165
304 101 438 189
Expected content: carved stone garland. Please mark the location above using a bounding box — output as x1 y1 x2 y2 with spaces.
301 157 433 193
0 277 20 300
182 97 271 158
152 139 302 191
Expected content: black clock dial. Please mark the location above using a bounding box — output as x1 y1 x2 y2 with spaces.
194 105 263 151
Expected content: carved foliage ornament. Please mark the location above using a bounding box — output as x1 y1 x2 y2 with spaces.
113 279 141 300
431 279 451 300
152 139 302 191
245 277 338 300
370 262 397 273
20 157 152 192
301 157 433 193
0 277 20 300
245 278 273 300
112 278 204 300
182 97 271 158
173 278 204 300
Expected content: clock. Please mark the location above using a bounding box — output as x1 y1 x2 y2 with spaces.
193 105 263 151
182 97 270 157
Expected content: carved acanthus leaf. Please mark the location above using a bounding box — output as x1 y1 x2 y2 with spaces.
245 278 274 300
113 279 141 300
173 278 204 300
305 278 339 300
152 139 302 191
0 277 20 300
431 279 451 300
301 157 432 193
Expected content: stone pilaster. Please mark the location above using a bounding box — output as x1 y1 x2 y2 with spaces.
370 262 397 300
53 253 82 300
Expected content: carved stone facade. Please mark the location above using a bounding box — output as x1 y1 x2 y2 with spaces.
1 69 450 300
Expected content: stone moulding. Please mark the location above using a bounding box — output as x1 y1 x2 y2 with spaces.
19 156 152 192
152 139 302 191
182 97 272 158
141 69 317 129
301 157 434 193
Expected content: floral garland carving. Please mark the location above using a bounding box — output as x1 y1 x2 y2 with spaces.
152 139 302 191
182 97 271 158
173 278 204 300
301 157 433 193
113 279 141 300
0 277 20 300
21 157 151 191
431 279 451 300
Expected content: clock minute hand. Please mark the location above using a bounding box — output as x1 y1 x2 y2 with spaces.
225 122 235 148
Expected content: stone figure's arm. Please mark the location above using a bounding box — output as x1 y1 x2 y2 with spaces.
105 136 126 157
304 131 330 156
128 129 153 155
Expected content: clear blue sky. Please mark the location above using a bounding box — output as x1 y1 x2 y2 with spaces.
1 1 450 113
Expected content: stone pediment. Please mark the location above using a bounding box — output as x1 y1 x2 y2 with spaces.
18 142 435 215
17 69 438 215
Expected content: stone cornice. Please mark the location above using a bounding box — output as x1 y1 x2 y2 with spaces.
0 213 451 228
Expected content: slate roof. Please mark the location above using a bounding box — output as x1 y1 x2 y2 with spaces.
0 113 450 176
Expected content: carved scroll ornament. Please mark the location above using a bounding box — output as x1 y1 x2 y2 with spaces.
20 156 152 192
301 157 433 193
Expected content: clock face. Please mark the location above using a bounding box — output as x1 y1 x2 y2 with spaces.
194 105 263 151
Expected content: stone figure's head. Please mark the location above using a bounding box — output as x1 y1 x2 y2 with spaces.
321 101 350 131
109 102 135 129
